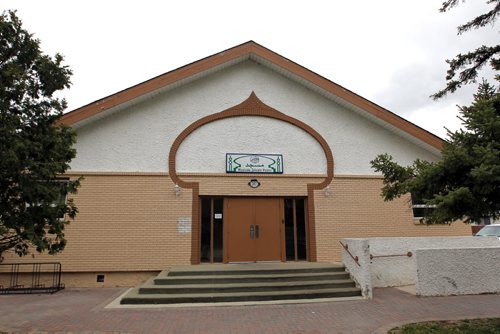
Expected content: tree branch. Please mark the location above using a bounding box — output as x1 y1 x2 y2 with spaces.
431 45 500 100
457 2 500 34
439 0 460 13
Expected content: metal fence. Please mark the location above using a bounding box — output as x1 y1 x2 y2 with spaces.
0 262 64 294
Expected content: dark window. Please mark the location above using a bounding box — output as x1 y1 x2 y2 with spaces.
411 194 435 219
26 179 69 219
284 199 295 261
284 198 307 261
200 197 224 263
200 198 211 262
295 199 307 260
213 198 223 262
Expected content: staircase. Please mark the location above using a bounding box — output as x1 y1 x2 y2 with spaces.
120 262 362 305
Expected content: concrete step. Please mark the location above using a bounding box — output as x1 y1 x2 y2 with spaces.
120 263 363 305
121 287 362 304
139 279 356 294
167 265 346 277
154 271 350 285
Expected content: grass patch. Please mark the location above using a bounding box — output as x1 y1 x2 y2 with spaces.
388 318 500 333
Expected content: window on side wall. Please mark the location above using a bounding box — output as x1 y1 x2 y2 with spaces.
52 179 69 219
479 217 492 225
411 194 435 220
26 178 69 220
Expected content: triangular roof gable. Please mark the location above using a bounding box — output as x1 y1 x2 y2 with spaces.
59 41 443 151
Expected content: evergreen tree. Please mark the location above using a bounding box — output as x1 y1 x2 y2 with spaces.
371 80 500 224
432 0 499 99
0 10 80 258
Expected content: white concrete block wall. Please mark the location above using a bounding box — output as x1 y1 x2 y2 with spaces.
369 236 499 287
341 238 372 299
416 247 500 296
342 236 499 296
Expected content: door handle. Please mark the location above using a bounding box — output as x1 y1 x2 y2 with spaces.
255 225 260 239
250 225 255 239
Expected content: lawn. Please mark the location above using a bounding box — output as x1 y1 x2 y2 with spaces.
388 318 500 333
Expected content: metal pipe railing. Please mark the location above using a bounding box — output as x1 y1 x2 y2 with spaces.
339 241 360 267
370 252 413 260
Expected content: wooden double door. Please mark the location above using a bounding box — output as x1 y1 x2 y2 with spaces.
224 197 283 262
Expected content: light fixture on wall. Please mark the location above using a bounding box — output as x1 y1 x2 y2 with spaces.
174 184 181 197
324 185 332 197
248 179 261 188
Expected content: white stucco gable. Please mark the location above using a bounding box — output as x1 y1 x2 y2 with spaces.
68 58 440 175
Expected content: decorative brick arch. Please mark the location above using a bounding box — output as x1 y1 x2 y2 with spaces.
168 92 334 264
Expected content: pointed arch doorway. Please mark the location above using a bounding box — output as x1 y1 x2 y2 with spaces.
169 93 335 264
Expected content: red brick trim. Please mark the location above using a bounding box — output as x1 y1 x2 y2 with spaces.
168 92 333 263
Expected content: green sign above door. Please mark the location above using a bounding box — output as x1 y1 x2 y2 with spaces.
226 153 283 174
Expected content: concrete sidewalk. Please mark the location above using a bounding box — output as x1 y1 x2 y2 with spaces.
1 287 499 333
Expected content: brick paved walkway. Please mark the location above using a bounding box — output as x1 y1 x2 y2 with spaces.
1 287 499 333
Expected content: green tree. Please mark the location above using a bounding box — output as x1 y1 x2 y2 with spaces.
371 80 500 224
432 0 499 99
0 10 80 258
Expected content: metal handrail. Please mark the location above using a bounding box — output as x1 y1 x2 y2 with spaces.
370 252 413 260
339 241 360 267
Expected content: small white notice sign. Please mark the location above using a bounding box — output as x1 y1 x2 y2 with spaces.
177 217 192 233
214 213 222 219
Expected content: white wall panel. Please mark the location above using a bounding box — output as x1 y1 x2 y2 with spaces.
176 117 326 174
70 61 439 174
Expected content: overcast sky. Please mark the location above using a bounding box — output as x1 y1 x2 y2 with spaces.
3 0 498 138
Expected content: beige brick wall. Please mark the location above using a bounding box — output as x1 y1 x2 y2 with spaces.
0 271 158 288
3 173 193 274
315 176 471 262
1 173 471 287
183 173 324 196
61 271 159 288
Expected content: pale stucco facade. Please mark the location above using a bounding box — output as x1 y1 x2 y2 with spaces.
1 42 471 288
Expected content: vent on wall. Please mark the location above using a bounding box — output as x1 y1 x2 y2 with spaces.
96 274 105 283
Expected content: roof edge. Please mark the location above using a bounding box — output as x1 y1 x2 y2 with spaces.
58 41 444 151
